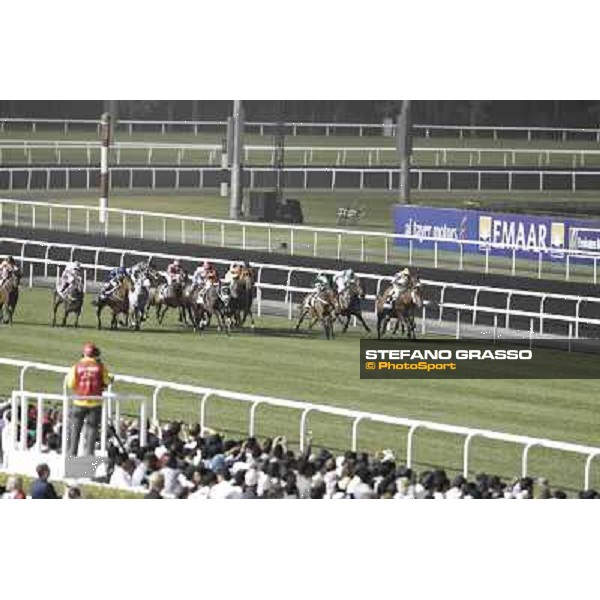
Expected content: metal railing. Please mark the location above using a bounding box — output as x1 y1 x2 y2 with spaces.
1 357 599 489
3 141 600 169
6 390 148 458
2 116 600 141
4 235 600 339
0 165 597 193
2 198 600 281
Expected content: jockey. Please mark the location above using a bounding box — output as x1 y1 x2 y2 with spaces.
101 266 128 298
166 259 184 285
193 261 218 287
387 267 412 304
314 272 332 292
224 260 246 284
58 261 83 296
130 260 149 282
334 268 356 294
0 255 19 280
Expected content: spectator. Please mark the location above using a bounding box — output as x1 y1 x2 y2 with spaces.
132 451 157 487
66 342 112 457
159 454 182 497
65 485 82 499
45 433 61 455
109 454 134 488
30 463 58 499
144 472 164 499
2 475 26 499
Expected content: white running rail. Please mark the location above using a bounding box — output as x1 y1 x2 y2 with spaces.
1 197 600 282
1 142 598 169
2 117 600 141
0 165 597 194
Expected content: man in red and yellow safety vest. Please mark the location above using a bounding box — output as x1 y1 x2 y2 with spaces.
66 342 112 457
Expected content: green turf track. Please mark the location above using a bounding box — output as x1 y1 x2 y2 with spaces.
3 190 600 283
1 286 600 496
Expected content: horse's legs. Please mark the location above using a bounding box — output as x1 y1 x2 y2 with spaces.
96 304 103 330
294 307 309 331
62 307 68 327
307 312 320 329
52 296 60 327
358 313 371 333
377 313 389 340
342 315 351 333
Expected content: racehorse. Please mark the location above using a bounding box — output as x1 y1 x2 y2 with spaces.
155 272 187 325
229 267 256 328
93 276 132 330
376 282 423 340
335 278 370 333
52 277 84 327
0 272 19 325
144 268 165 322
128 276 150 331
295 288 337 340
194 283 232 334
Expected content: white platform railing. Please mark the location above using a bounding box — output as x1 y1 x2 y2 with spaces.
1 357 599 490
3 235 600 339
1 197 600 282
2 117 600 142
6 390 148 459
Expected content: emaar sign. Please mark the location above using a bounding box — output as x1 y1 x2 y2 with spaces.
393 205 600 261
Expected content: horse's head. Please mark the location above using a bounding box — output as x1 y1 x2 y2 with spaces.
351 278 365 298
411 284 423 308
220 285 232 307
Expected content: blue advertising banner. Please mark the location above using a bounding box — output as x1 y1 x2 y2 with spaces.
392 205 600 261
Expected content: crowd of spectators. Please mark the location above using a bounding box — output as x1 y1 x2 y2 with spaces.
2 411 599 499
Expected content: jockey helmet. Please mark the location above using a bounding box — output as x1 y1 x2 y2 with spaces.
173 259 180 266
73 261 81 270
345 268 354 277
82 342 100 358
203 261 212 269
400 268 410 276
6 256 15 265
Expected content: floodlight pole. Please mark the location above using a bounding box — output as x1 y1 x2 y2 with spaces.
99 112 112 223
397 100 412 204
229 100 244 219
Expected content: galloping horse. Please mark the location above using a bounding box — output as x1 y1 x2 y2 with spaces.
229 267 256 328
155 272 187 325
52 277 84 327
336 278 370 333
93 276 132 330
194 283 232 334
0 272 19 325
144 268 165 321
376 280 423 340
295 288 337 340
128 276 150 331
